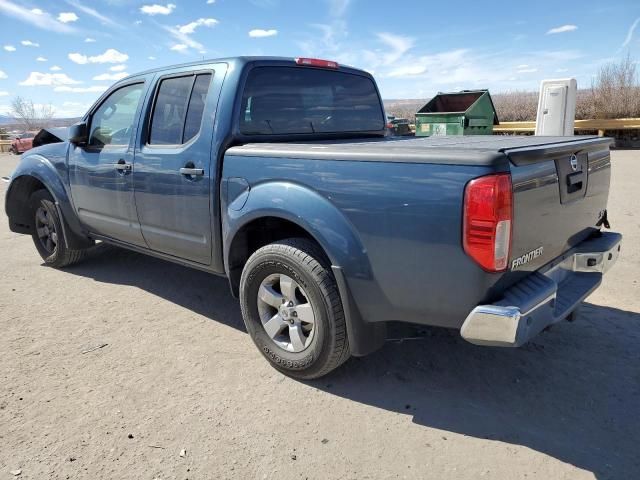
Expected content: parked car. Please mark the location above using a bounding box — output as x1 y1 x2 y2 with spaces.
10 132 35 154
5 57 621 379
386 115 413 136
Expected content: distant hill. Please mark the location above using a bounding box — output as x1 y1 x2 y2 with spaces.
0 116 80 131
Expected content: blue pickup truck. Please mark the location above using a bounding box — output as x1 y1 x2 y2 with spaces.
5 57 622 378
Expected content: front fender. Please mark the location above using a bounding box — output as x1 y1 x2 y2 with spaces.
5 152 89 248
224 180 372 280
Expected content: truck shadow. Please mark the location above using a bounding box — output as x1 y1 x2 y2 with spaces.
64 245 639 479
64 243 246 332
314 303 640 479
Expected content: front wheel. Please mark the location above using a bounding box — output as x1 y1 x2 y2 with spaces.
29 189 87 268
239 238 350 379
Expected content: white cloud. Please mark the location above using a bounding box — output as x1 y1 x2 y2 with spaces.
36 56 47 62
58 12 78 23
622 17 640 48
140 3 176 15
248 28 277 38
206 0 215 3
3 45 16 52
56 101 91 117
387 65 427 77
50 65 62 71
65 0 118 27
517 67 538 73
21 40 40 47
148 56 156 60
134 20 142 25
329 0 351 17
90 49 128 63
0 0 76 33
54 85 108 93
68 48 129 64
377 32 415 65
0 70 7 79
170 44 188 52
164 24 205 51
85 37 96 43
177 17 218 34
110 64 127 72
19 72 81 86
0 91 9 96
93 71 128 81
546 24 578 35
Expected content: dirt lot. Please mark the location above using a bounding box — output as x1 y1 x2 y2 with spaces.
0 150 639 480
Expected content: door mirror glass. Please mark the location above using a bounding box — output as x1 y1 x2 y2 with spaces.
69 122 88 146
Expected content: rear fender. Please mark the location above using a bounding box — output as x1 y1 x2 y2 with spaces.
224 180 385 356
224 180 370 278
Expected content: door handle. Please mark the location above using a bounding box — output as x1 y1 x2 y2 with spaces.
180 167 205 176
115 159 132 173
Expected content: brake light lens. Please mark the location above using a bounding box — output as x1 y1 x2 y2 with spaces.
295 57 339 69
463 173 513 272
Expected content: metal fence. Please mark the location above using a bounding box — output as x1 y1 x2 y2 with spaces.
494 118 640 136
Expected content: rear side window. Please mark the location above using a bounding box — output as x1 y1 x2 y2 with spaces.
240 67 384 135
149 73 212 145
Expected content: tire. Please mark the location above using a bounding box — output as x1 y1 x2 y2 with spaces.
240 238 350 379
29 189 87 268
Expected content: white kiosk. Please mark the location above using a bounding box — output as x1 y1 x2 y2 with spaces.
535 78 577 136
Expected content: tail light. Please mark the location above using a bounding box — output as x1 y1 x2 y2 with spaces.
295 57 339 69
463 173 513 272
386 122 393 129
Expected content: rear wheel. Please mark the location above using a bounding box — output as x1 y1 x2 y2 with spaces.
240 238 350 379
29 189 87 268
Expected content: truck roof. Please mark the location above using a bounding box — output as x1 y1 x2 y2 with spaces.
129 56 369 79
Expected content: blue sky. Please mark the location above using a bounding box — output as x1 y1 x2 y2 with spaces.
0 0 639 117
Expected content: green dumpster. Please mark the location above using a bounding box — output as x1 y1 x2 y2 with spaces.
415 90 499 136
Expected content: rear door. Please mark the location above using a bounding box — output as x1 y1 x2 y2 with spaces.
133 65 225 265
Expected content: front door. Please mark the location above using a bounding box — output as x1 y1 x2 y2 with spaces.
69 81 147 246
133 68 220 265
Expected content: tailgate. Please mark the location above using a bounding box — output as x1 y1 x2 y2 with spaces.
504 137 613 273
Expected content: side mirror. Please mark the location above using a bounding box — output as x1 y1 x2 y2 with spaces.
69 121 88 146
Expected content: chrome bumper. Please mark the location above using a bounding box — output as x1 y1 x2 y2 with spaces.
461 231 622 347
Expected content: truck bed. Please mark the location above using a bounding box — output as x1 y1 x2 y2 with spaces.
227 135 610 167
224 134 613 330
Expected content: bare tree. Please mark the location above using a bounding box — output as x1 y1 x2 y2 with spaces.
588 54 640 119
10 96 55 131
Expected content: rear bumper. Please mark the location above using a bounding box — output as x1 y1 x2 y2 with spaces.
461 231 622 347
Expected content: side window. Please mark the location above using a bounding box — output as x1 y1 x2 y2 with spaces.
149 72 212 145
183 74 211 142
89 83 143 148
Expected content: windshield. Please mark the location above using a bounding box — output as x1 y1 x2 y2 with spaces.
240 66 384 135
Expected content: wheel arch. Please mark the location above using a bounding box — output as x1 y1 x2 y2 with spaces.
5 155 92 249
223 181 385 356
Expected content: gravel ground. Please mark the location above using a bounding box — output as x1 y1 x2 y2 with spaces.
0 150 639 480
